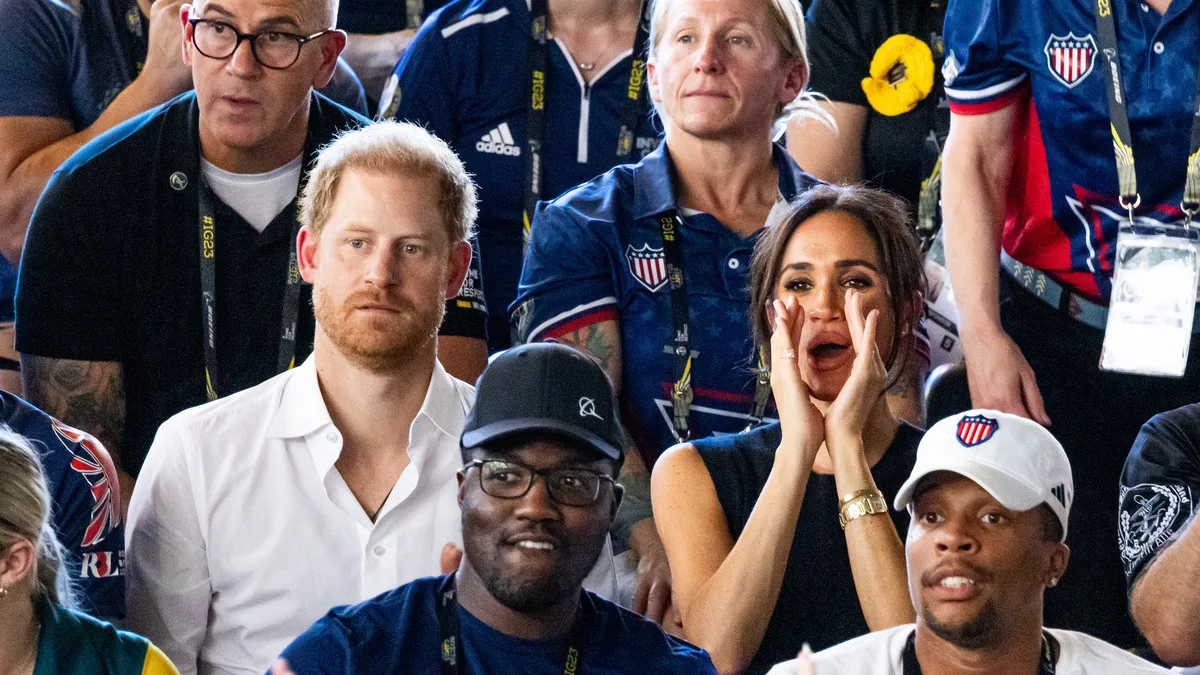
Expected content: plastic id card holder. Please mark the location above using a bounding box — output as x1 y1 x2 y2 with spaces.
1100 223 1200 377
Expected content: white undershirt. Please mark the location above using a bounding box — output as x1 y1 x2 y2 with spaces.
200 154 303 233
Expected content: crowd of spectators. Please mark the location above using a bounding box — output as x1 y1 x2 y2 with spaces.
1 0 1199 672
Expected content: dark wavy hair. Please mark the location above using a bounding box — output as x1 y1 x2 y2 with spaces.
749 184 927 381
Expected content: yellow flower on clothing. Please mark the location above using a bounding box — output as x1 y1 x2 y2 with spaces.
861 34 935 117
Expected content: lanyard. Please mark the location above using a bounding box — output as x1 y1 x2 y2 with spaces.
914 0 950 252
1094 0 1200 223
901 629 1056 674
656 211 772 442
196 180 306 402
522 0 653 241
437 575 586 675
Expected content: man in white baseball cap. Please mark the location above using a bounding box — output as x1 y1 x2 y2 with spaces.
768 410 1168 674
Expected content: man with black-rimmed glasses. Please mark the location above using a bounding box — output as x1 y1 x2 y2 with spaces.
272 341 716 675
14 0 487 516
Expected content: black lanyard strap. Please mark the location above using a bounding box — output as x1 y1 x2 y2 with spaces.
196 178 307 402
901 629 1056 674
522 0 652 243
437 575 586 675
1094 0 1200 222
657 210 771 442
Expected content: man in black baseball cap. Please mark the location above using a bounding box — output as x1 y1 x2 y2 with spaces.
272 343 716 674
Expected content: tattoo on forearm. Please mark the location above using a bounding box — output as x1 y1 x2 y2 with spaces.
23 357 126 467
555 322 621 389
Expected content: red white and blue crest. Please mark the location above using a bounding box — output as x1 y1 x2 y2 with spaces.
626 243 668 293
1044 33 1097 89
957 414 999 448
53 420 120 547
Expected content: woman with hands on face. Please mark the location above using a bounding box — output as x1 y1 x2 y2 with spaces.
651 184 926 675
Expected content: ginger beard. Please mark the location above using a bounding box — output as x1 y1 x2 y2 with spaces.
312 278 446 372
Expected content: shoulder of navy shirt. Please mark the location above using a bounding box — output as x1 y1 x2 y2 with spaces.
279 575 716 674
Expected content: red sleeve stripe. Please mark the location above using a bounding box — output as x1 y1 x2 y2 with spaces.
948 81 1029 116
529 297 620 341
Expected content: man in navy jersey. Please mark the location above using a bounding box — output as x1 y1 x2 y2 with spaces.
940 0 1200 647
379 0 661 352
0 392 124 620
273 343 715 675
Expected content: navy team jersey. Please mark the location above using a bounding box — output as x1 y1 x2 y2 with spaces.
0 392 124 619
380 0 662 349
513 143 820 465
278 575 716 674
942 0 1200 303
1118 403 1200 590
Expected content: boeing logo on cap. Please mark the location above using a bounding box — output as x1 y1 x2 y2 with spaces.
957 414 999 447
579 397 603 421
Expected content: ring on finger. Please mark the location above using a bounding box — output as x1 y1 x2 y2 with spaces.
780 348 796 359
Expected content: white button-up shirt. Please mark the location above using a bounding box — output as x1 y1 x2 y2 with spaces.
126 356 617 675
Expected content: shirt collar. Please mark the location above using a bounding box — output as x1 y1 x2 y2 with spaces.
630 141 813 221
268 355 468 470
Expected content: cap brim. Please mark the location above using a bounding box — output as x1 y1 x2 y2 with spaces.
461 418 623 462
894 458 1047 514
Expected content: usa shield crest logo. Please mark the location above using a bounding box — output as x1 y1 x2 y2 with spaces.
956 414 999 447
627 243 668 292
1044 33 1097 88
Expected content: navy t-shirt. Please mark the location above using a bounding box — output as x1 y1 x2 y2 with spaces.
1119 403 1200 590
0 392 125 619
279 575 716 674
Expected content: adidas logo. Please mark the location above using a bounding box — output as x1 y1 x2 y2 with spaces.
475 123 521 156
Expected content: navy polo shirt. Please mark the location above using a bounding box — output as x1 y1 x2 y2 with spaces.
513 143 821 464
278 575 716 674
1 392 126 620
380 0 662 350
943 0 1200 303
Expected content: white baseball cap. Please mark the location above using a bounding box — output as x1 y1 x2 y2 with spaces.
894 409 1073 541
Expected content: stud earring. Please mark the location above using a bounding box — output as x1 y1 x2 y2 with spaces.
0 586 8 598
1047 577 1059 588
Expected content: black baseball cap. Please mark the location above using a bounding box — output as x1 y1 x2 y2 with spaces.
461 343 625 462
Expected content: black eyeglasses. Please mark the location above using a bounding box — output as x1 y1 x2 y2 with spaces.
188 18 335 70
463 459 615 507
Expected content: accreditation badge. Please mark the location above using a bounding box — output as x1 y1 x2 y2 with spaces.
1100 223 1200 377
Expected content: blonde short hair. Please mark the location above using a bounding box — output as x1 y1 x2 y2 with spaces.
300 120 478 244
0 427 73 607
647 0 833 138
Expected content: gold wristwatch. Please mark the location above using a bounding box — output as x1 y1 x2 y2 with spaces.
839 488 888 529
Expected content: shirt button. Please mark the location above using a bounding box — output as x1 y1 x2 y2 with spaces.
1154 42 1165 54
326 431 339 443
373 545 386 557
727 258 741 270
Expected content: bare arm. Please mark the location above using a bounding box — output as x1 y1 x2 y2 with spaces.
786 102 867 185
22 356 133 514
1131 517 1200 666
941 106 1049 424
653 442 813 674
437 336 488 384
0 0 191 261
